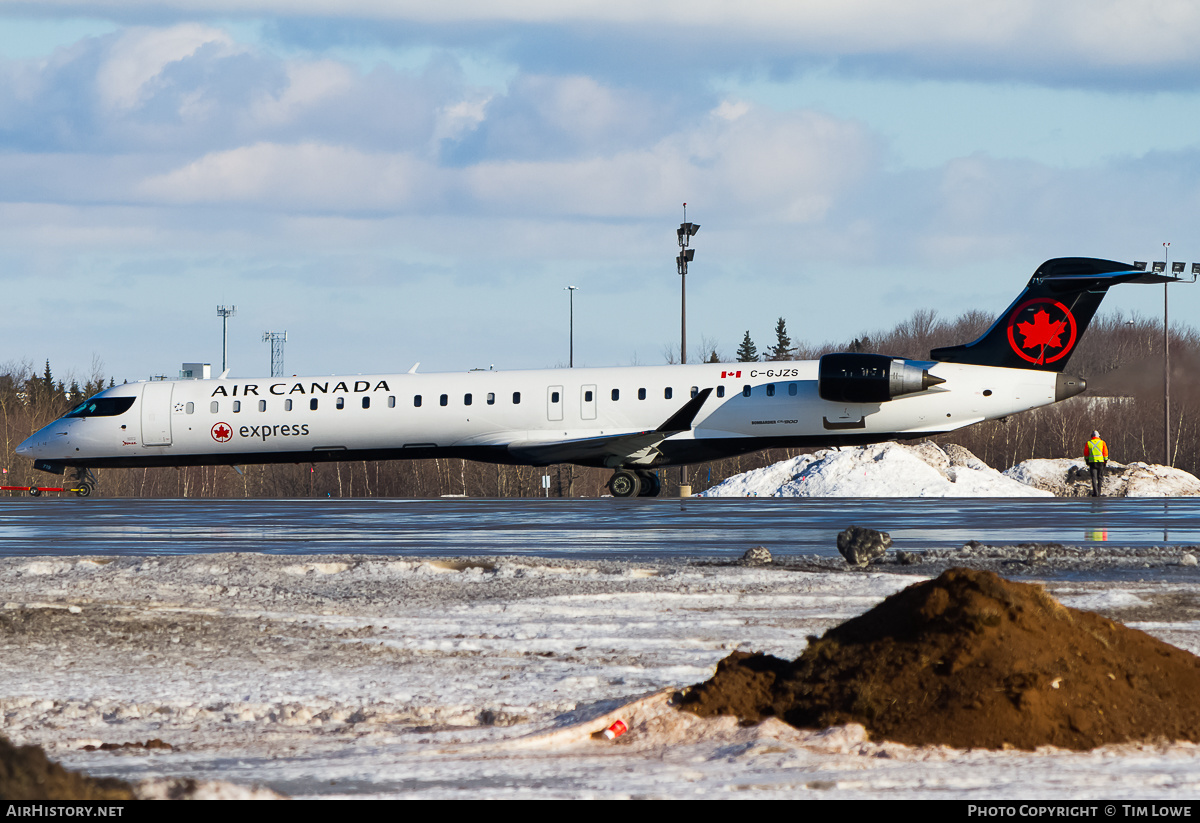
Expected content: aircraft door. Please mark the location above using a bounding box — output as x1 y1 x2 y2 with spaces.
581 384 597 420
141 382 174 446
547 385 564 421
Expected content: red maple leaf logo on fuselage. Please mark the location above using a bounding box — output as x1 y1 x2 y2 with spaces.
1017 309 1068 350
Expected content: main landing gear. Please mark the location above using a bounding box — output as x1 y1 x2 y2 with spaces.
607 469 662 498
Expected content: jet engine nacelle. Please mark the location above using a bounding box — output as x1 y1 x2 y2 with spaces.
818 353 945 404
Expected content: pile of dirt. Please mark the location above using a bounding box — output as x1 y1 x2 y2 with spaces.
0 735 134 800
676 568 1200 750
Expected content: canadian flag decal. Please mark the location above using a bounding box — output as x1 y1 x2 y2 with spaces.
720 370 742 379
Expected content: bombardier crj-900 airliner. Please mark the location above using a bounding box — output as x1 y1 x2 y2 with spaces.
17 258 1166 497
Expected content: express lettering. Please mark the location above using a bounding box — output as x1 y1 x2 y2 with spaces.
213 380 389 398
238 424 311 441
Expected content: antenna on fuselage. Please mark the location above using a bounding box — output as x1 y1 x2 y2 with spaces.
408 363 420 374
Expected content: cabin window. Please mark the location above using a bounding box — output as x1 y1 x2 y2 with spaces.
788 383 797 396
513 392 521 404
611 389 619 401
388 396 396 408
336 397 345 410
258 399 266 412
185 402 194 414
766 384 775 397
285 399 293 411
551 391 560 403
584 390 593 402
690 386 698 398
414 395 422 407
664 387 673 400
742 385 751 397
717 386 725 398
464 393 472 406
310 398 318 410
487 392 495 405
362 396 370 409
210 401 219 413
440 394 448 407
232 400 241 413
638 388 646 400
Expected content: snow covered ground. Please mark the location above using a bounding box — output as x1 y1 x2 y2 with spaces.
2 553 1200 799
700 442 1200 498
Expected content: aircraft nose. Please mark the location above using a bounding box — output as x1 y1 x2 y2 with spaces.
15 436 34 457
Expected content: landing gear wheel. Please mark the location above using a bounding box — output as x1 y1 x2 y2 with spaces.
71 468 98 498
28 487 40 497
636 471 661 497
608 470 642 498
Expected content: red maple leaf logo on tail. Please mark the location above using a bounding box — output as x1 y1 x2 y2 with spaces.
1017 310 1068 350
1005 298 1077 365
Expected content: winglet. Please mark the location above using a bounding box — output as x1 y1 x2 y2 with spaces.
656 388 712 433
408 362 420 374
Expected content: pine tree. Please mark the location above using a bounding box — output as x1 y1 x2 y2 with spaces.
767 317 792 361
707 349 720 363
736 331 758 362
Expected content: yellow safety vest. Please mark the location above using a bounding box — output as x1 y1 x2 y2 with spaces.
1086 438 1107 463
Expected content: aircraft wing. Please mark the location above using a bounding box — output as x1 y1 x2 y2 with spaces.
508 388 712 466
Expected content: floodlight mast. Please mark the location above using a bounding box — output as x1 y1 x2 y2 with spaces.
676 205 699 497
1136 248 1197 467
677 205 699 367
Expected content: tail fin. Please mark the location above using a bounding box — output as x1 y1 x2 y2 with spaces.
930 257 1144 371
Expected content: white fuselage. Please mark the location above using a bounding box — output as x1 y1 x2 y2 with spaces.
18 360 1061 471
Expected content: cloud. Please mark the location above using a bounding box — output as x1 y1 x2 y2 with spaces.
94 23 240 111
445 73 676 164
0 23 477 155
130 102 878 222
135 142 437 211
17 2 1200 89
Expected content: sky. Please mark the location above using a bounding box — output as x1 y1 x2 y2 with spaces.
3 1 1200 384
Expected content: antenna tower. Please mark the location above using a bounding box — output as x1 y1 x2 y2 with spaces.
216 305 237 373
263 331 287 378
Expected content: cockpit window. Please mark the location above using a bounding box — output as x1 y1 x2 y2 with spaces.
64 396 136 418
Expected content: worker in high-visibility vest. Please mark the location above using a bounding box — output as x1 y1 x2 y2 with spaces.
1085 430 1109 497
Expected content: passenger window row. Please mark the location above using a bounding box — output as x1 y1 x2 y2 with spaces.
193 381 794 414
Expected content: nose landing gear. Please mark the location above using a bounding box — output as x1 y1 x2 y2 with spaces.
70 468 98 498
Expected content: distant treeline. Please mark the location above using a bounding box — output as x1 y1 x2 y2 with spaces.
1 310 1196 498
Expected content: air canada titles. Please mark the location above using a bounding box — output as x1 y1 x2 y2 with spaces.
211 380 391 397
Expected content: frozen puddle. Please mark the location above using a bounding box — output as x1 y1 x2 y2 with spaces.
0 553 1198 798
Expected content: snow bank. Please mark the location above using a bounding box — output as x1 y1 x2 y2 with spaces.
1003 458 1200 497
699 442 1050 498
701 442 1200 498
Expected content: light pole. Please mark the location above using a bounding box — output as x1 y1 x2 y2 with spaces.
565 286 578 367
1136 250 1197 467
677 205 699 365
676 206 699 497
